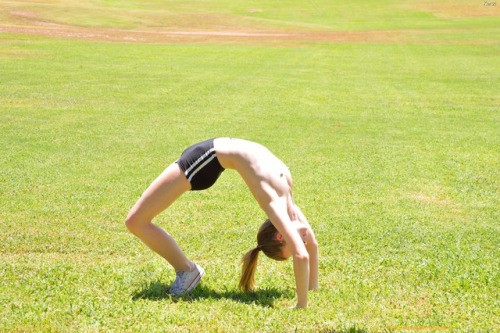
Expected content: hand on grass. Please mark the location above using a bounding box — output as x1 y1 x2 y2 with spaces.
289 302 307 309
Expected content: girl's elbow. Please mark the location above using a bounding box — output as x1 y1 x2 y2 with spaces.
294 251 309 262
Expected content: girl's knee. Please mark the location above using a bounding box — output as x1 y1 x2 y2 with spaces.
125 212 143 235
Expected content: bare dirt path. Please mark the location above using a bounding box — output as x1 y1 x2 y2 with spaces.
0 10 496 45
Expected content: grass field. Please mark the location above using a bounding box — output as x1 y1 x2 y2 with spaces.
1 0 499 332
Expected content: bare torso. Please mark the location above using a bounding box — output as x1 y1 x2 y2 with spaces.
214 137 298 222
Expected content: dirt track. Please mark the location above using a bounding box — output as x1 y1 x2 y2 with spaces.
0 10 496 46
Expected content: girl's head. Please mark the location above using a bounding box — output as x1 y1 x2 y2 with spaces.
239 219 287 292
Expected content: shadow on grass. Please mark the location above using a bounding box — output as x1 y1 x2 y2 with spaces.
132 280 294 307
321 327 369 333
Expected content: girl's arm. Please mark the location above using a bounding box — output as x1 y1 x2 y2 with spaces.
295 205 319 290
265 199 310 308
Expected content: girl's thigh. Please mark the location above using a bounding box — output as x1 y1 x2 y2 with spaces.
128 163 191 223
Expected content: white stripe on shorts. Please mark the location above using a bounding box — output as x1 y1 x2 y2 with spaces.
184 148 215 175
187 153 217 182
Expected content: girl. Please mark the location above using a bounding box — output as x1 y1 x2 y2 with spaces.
126 138 318 308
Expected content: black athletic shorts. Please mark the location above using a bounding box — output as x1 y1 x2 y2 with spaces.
176 138 225 191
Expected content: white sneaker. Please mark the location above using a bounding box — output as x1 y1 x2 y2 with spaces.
169 263 205 296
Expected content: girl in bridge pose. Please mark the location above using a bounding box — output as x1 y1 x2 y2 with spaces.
126 138 318 308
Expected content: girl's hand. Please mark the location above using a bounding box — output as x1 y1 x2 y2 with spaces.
294 302 307 309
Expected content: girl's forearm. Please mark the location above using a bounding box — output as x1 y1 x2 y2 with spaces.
308 244 319 290
293 254 309 308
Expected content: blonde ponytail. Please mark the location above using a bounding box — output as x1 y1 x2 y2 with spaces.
239 219 288 292
239 247 260 292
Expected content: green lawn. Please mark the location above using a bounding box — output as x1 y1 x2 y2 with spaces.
1 0 499 332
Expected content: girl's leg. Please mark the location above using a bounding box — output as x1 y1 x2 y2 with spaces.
125 162 194 272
